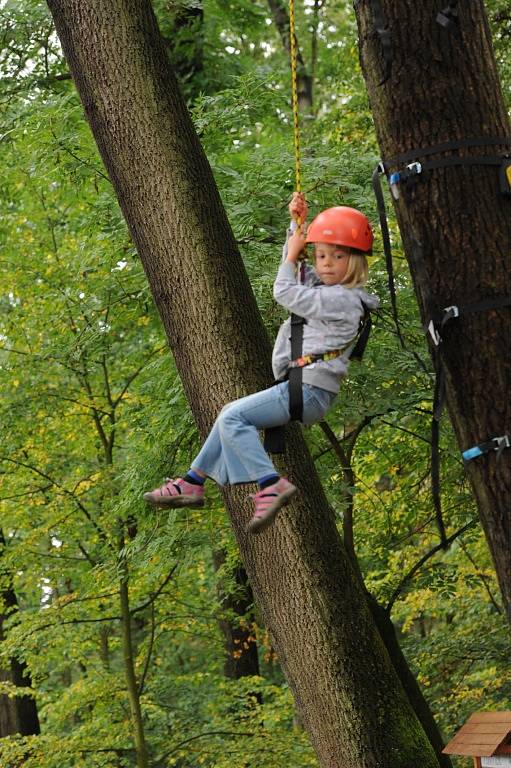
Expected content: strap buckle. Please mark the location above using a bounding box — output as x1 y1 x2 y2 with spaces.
389 162 422 199
494 435 510 451
436 5 458 30
427 320 442 346
442 305 459 321
405 161 422 178
462 434 510 463
427 304 460 345
288 355 313 369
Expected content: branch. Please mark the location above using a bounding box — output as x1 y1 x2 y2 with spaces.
0 456 110 547
379 419 433 446
21 548 90 562
385 519 478 613
131 565 178 616
49 127 110 182
318 421 358 561
113 346 166 408
158 731 256 762
138 601 155 696
458 539 503 615
24 615 121 638
0 72 73 99
42 391 111 418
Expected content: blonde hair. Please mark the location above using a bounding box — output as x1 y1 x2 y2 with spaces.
341 250 369 288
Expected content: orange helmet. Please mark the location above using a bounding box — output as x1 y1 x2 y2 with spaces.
305 206 374 253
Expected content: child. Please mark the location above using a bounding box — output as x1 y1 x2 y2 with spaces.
144 193 379 533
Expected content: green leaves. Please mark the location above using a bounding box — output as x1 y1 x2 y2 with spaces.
1 1 510 765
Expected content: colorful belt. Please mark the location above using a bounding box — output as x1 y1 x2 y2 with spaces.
288 349 343 369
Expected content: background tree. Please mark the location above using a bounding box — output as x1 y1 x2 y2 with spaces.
354 0 511 626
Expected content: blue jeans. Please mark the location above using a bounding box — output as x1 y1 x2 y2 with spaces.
192 382 336 485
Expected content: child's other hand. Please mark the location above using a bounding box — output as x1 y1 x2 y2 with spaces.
286 229 307 263
288 191 308 223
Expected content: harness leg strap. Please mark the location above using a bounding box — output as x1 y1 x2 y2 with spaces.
288 313 306 422
288 366 304 422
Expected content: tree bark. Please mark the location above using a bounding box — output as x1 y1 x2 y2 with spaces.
354 0 511 626
45 1 442 765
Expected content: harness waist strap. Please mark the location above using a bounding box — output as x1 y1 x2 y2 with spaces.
287 348 345 369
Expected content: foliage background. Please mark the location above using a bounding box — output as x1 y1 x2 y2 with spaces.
0 0 510 766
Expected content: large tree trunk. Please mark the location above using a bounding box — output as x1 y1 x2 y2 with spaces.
354 1 511 626
45 2 442 765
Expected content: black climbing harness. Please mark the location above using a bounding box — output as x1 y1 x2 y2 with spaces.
264 301 373 454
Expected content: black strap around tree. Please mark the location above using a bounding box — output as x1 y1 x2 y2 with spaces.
411 238 511 539
381 136 511 168
373 136 511 347
427 295 511 421
373 136 511 544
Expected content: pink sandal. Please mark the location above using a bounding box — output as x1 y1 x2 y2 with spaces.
247 478 297 534
143 477 205 508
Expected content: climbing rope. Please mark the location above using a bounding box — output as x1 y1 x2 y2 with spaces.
289 0 302 199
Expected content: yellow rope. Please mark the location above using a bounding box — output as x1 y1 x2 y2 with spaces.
289 0 301 198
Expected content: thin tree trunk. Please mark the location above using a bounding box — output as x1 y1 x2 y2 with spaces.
161 1 204 98
213 551 260 679
118 534 150 768
267 0 313 109
45 2 441 765
354 0 511 626
366 595 451 768
0 531 40 737
318 423 451 767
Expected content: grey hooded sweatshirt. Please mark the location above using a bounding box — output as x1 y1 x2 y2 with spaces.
271 227 380 394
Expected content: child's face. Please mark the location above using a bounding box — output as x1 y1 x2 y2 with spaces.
314 242 350 285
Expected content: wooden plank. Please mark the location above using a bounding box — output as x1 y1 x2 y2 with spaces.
451 736 504 747
444 715 511 756
444 741 500 757
461 726 511 735
445 747 493 757
469 714 511 724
